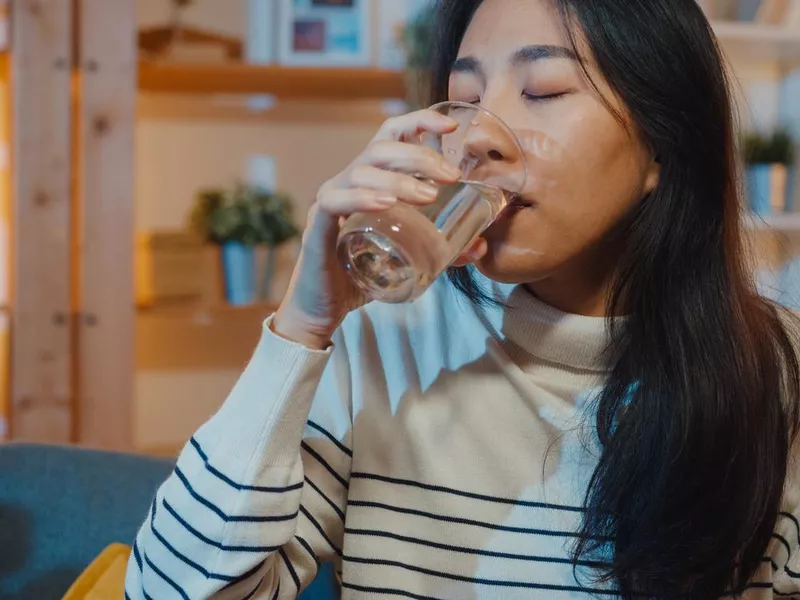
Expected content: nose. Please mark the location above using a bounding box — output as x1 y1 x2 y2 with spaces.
462 114 519 167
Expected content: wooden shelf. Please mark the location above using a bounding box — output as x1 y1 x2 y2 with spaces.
137 22 800 98
712 21 800 66
138 61 407 100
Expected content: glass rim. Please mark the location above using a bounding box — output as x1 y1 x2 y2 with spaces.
427 100 529 193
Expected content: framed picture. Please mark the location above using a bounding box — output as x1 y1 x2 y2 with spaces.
278 0 372 67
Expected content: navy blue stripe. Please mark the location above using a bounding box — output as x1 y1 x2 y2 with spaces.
344 527 608 568
299 504 343 556
133 541 143 571
343 560 777 599
221 561 269 592
773 589 799 597
162 498 280 553
342 581 444 600
786 563 800 579
150 500 267 585
301 442 349 488
190 438 303 493
279 548 301 591
307 420 353 457
348 499 608 541
351 472 585 512
774 532 793 556
781 511 800 542
769 557 780 571
151 521 245 582
241 578 264 600
295 535 321 569
175 467 298 522
143 549 190 600
343 559 621 596
272 583 281 600
305 476 345 522
126 553 157 600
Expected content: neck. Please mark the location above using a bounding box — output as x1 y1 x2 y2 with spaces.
525 250 620 317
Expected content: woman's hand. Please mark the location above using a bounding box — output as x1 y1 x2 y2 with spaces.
273 109 461 349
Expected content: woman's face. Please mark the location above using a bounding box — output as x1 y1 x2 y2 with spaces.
450 0 659 310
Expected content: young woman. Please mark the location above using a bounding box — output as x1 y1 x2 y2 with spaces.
125 0 800 598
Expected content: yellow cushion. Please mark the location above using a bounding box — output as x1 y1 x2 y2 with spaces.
62 543 131 600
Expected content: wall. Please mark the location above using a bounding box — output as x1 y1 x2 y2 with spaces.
132 0 800 452
134 1 394 451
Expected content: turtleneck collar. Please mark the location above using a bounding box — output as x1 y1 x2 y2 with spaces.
473 276 620 373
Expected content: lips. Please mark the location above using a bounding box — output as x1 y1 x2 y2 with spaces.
506 194 534 209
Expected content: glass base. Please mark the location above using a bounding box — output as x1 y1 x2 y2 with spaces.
337 229 418 304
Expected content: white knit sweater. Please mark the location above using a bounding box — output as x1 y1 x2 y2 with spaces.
124 275 800 599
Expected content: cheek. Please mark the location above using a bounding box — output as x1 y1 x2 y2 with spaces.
479 105 651 278
528 105 650 228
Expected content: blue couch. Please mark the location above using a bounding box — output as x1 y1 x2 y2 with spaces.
0 443 338 600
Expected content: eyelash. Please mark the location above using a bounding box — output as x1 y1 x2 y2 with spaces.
522 91 566 102
465 92 566 105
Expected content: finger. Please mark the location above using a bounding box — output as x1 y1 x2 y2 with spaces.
372 109 458 143
349 165 440 205
358 140 461 182
317 187 398 217
451 237 488 267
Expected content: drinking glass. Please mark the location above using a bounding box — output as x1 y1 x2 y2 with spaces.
336 101 529 304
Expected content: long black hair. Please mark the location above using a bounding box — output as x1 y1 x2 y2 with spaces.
431 0 800 597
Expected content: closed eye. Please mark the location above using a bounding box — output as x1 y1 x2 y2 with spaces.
522 91 567 102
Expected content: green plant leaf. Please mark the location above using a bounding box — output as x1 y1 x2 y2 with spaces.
742 128 796 165
188 182 300 247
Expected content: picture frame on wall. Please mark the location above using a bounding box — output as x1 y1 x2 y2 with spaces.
277 0 372 67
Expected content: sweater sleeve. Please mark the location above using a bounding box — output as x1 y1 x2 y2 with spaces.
124 314 355 600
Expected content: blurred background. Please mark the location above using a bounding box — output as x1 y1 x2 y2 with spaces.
0 0 798 455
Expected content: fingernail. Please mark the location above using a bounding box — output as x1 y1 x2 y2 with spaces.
416 182 439 201
375 193 397 206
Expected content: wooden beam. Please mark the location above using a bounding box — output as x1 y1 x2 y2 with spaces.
74 0 135 450
10 0 74 443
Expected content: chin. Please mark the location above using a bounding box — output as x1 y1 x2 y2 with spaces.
473 250 551 285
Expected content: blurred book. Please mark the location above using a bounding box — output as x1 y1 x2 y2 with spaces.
756 0 790 24
376 0 431 69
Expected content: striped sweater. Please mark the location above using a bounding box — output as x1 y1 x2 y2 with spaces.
125 276 800 599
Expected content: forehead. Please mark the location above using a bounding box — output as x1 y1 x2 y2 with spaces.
458 0 570 61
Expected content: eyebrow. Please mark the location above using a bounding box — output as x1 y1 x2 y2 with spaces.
511 44 577 65
451 44 577 76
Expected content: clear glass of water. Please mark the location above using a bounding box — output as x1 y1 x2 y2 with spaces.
337 101 529 304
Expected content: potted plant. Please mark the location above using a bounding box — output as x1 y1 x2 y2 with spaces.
743 128 796 216
399 3 436 110
189 183 299 305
